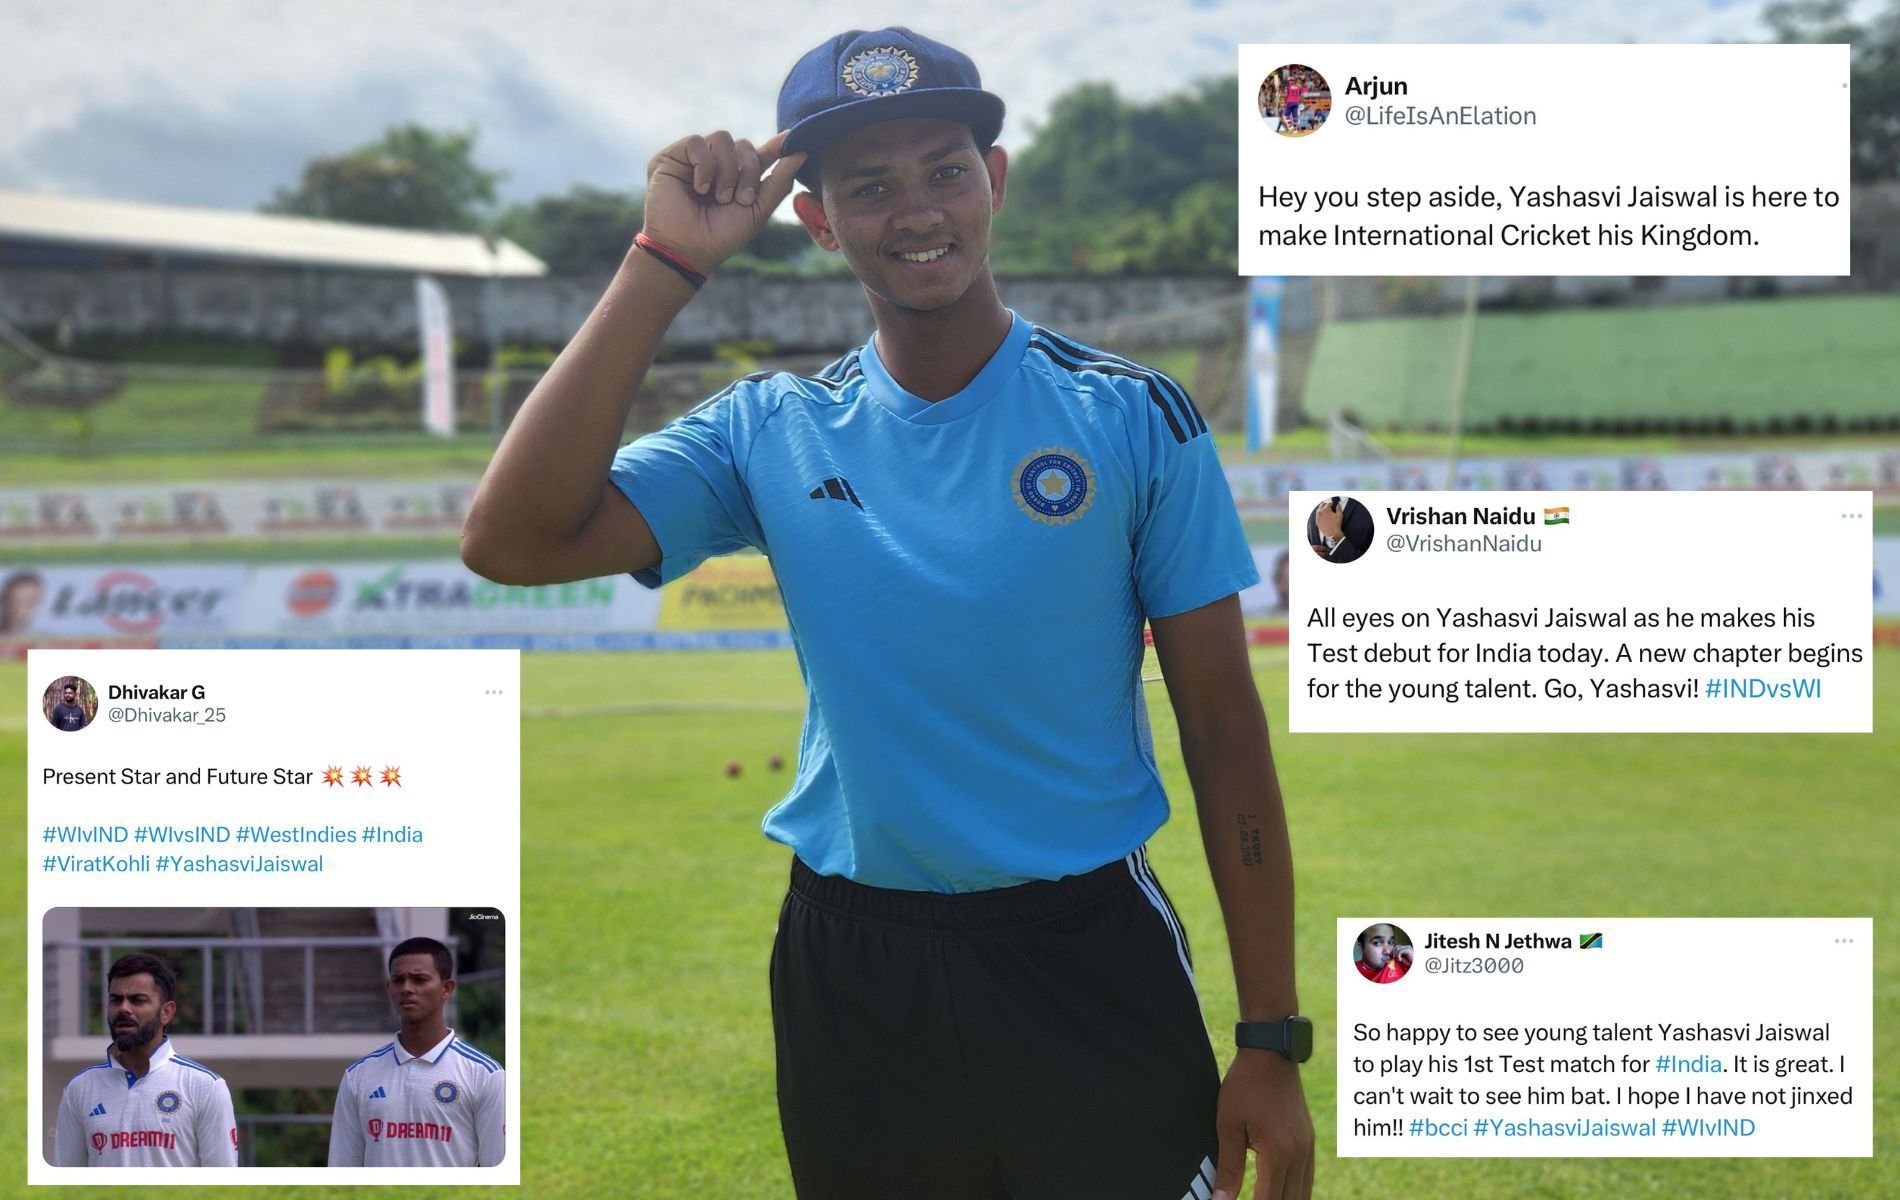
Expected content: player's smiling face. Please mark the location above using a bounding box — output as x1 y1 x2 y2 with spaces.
387 953 452 1024
794 118 1007 315
107 973 173 1052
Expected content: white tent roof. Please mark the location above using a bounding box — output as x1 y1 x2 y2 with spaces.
0 189 545 277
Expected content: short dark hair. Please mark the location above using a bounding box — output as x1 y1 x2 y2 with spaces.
388 936 454 980
107 953 177 1004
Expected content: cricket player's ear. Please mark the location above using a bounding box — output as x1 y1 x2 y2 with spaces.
792 191 840 252
441 977 457 1002
984 145 1008 214
160 999 176 1029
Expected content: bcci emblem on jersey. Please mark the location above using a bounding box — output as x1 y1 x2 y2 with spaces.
842 47 919 97
155 1091 181 1115
433 1080 459 1104
1013 449 1096 526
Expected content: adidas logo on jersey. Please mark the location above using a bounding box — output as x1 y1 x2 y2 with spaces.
368 1086 387 1099
89 1103 107 1116
808 477 863 510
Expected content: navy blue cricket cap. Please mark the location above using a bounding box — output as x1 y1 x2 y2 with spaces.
777 28 1005 188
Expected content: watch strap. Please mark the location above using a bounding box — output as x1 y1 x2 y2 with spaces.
1236 1016 1313 1062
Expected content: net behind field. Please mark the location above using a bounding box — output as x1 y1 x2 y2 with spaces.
8 279 1900 457
0 314 834 456
1048 294 1248 436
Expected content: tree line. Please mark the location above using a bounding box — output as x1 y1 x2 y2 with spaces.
262 0 1899 275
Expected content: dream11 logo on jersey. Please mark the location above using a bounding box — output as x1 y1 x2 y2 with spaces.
90 1130 176 1152
366 1118 453 1144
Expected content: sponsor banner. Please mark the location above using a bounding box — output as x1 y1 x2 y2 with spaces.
6 449 1898 546
1227 449 1900 514
249 562 661 635
7 536 1890 654
0 565 244 639
0 481 476 545
657 555 786 631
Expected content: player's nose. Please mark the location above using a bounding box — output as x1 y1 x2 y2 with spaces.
890 187 946 234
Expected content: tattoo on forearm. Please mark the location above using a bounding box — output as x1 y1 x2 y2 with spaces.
1236 813 1263 868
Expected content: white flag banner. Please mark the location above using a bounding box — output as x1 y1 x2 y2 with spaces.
415 275 456 438
1246 276 1282 451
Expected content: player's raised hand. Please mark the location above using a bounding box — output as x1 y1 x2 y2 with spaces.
1211 1053 1314 1200
643 130 807 274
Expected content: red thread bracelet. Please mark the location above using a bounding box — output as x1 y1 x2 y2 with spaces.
633 233 707 289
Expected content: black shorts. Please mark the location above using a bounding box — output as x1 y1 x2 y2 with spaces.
771 850 1220 1200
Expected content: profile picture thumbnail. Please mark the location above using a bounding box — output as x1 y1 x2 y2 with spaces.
1307 496 1374 563
44 676 97 733
1354 922 1414 984
1258 64 1332 137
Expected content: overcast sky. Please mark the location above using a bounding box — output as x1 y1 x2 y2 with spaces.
3 0 1801 212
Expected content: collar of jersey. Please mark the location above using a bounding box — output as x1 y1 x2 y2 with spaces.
110 1035 175 1081
392 1028 457 1065
860 310 1030 425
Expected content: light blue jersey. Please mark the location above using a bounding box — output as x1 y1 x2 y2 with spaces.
610 312 1256 892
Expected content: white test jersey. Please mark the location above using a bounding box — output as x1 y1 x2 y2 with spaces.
328 1029 505 1167
55 1038 237 1167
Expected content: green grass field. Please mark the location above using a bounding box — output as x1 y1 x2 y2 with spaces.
1305 294 1900 430
3 648 1895 1197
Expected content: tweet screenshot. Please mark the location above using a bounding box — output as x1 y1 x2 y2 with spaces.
1238 44 1850 275
24 649 520 1185
1337 919 1872 1157
1289 491 1872 732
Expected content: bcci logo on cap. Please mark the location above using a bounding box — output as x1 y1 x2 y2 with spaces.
842 47 919 97
155 1090 181 1114
1013 449 1096 526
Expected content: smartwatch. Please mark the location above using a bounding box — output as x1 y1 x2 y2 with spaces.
1236 1016 1313 1062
